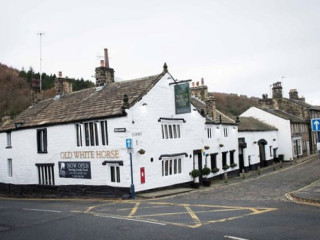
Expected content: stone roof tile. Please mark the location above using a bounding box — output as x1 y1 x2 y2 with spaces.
0 72 165 132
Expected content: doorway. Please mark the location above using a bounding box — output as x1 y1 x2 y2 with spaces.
193 150 203 182
258 139 267 167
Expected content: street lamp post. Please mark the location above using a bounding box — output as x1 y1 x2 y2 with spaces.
129 151 135 199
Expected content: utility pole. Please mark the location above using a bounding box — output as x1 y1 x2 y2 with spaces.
38 32 45 91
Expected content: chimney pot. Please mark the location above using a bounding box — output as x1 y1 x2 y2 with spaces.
196 81 199 86
104 48 109 68
100 60 105 67
201 78 204 85
59 71 62 78
192 82 195 87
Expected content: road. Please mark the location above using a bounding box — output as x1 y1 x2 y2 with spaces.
0 156 320 240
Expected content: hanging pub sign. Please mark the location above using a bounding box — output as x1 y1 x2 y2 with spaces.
59 161 91 179
174 83 191 114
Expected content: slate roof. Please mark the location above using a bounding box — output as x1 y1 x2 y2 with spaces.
190 97 236 125
261 108 305 123
286 98 320 111
0 72 166 132
237 117 277 131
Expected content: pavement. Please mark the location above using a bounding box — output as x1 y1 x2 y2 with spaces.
289 178 320 205
138 153 320 206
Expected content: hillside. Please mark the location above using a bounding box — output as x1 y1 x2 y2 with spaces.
0 63 94 123
211 92 259 117
0 63 31 120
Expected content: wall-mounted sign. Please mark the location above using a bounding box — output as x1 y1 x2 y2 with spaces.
59 162 91 179
114 128 126 133
60 150 119 159
132 132 142 136
126 138 132 149
174 83 191 114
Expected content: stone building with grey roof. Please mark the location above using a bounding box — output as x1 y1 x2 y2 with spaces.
259 81 320 154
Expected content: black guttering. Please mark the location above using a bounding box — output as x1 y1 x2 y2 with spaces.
102 160 124 166
169 79 192 85
158 117 186 123
159 153 188 160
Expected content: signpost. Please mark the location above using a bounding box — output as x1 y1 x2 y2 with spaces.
311 119 320 156
126 138 135 198
311 119 320 132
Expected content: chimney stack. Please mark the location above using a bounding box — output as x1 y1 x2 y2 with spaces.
190 79 208 102
289 89 299 100
95 48 115 87
55 71 73 96
205 96 217 121
272 81 283 99
30 78 43 104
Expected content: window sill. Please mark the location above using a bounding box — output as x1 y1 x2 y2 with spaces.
6 146 12 149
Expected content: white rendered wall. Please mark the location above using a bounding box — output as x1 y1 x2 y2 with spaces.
238 130 279 167
241 107 293 160
1 73 239 192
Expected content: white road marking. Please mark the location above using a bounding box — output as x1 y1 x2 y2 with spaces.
225 235 250 240
23 208 61 213
96 214 167 226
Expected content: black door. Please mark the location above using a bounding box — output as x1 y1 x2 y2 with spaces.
239 147 244 171
193 150 203 182
258 139 268 167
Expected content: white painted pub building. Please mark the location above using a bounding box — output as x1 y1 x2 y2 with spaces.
0 51 239 197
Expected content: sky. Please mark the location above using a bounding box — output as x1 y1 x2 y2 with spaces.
1 0 320 105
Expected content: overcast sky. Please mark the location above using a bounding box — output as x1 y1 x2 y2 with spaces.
1 0 320 105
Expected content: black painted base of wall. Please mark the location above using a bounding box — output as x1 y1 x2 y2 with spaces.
138 181 193 194
0 182 129 199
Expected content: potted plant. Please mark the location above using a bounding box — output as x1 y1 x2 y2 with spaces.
138 149 146 155
190 169 200 188
222 164 229 170
212 167 220 173
201 166 211 187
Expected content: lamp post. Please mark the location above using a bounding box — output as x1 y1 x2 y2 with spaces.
126 138 135 199
129 151 135 199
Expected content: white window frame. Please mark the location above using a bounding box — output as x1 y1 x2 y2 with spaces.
8 158 12 177
162 158 182 177
100 120 108 146
76 124 83 147
223 127 228 137
37 128 47 153
84 121 99 146
161 124 181 139
6 132 11 148
110 166 120 183
36 164 55 185
207 127 212 138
